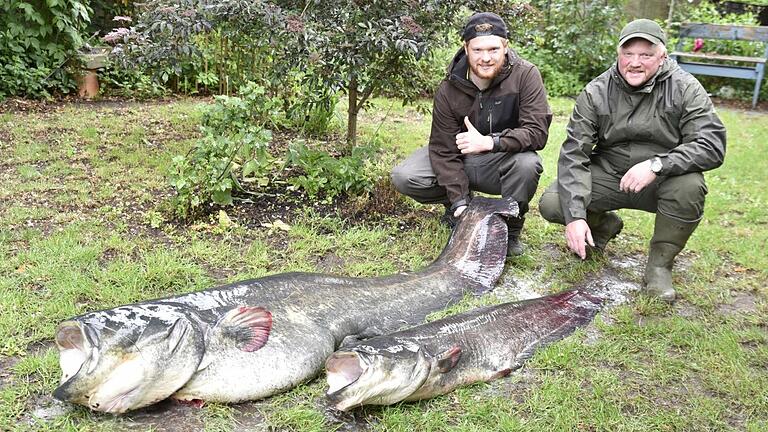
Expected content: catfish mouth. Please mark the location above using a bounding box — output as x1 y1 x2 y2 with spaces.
325 351 366 408
91 386 141 414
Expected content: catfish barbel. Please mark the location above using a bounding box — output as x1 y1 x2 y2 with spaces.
325 289 601 410
52 197 517 413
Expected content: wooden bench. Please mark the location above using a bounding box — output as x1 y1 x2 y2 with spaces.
670 23 768 108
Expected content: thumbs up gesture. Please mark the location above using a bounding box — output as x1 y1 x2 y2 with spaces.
456 117 494 154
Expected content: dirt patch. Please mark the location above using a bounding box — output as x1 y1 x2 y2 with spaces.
115 400 206 431
0 96 206 115
0 356 18 390
711 96 768 112
717 291 759 316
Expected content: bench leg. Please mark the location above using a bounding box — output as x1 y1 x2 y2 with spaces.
753 64 765 109
752 79 761 109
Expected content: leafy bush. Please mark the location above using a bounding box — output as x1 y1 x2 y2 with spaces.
514 0 625 97
169 79 383 218
98 64 169 99
285 142 382 202
170 82 275 217
0 0 92 98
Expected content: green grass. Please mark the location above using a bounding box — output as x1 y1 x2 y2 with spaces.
0 96 765 431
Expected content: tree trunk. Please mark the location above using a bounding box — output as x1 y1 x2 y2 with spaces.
346 74 358 149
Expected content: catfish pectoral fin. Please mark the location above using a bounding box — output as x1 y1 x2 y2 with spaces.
212 306 273 352
489 368 513 380
436 345 462 373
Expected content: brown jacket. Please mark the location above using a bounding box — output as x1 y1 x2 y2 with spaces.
428 48 552 208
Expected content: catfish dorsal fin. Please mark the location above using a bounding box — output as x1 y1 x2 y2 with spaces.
215 306 273 352
436 345 462 373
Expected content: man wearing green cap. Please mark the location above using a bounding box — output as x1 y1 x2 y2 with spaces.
538 18 726 302
391 12 552 257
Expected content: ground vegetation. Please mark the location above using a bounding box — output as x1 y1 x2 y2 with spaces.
0 96 765 431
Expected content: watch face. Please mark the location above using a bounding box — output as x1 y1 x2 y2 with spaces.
651 158 662 173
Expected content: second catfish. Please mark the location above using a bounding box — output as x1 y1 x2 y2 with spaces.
326 289 602 410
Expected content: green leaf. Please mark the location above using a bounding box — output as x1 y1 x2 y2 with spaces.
211 189 233 206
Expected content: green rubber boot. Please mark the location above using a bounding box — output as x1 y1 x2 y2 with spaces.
586 211 624 253
643 213 699 303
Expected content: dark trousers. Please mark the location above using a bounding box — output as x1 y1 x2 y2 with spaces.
538 162 708 224
390 146 543 214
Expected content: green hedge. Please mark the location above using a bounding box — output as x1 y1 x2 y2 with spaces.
0 0 92 98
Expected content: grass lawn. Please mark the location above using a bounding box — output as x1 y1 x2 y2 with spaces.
0 96 766 431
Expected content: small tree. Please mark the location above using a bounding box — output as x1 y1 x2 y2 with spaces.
285 0 467 147
112 0 534 145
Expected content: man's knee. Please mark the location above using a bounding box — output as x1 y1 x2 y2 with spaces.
538 183 565 224
507 151 543 181
390 164 410 195
658 173 708 221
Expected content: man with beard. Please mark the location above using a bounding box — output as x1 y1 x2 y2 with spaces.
391 12 552 256
538 19 726 302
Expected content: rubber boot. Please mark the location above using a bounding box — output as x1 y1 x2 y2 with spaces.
643 213 699 303
506 217 525 256
586 211 624 253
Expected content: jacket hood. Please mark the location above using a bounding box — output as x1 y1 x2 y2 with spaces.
610 57 678 94
446 48 518 94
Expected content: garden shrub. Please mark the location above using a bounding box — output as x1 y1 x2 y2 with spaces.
0 0 92 98
285 141 382 202
515 0 626 97
170 82 276 217
169 81 381 219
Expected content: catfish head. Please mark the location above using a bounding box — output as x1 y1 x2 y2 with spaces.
325 339 462 411
53 304 205 413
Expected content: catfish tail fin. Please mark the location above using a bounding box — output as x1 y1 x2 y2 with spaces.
434 197 519 294
511 289 602 366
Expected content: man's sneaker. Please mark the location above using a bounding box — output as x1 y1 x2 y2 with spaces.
507 235 524 256
440 206 457 229
506 216 525 257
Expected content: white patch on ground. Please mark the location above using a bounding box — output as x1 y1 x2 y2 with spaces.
581 273 641 307
494 271 544 302
25 398 72 426
610 253 644 275
494 254 644 309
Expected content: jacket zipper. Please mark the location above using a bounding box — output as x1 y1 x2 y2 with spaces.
490 110 493 134
477 91 484 131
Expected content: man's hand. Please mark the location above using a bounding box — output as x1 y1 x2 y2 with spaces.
456 117 493 154
453 205 467 218
565 219 594 260
619 159 657 193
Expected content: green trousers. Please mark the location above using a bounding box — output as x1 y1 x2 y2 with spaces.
538 162 708 224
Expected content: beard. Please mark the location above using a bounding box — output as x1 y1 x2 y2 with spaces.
469 61 504 81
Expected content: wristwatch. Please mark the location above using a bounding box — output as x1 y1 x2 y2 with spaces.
650 157 663 174
491 133 501 152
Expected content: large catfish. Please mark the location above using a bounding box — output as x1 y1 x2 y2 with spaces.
52 197 517 413
325 289 602 410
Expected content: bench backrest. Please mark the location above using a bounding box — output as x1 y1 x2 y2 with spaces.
677 23 768 42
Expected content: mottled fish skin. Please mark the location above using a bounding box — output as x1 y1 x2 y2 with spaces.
53 197 518 413
325 290 602 410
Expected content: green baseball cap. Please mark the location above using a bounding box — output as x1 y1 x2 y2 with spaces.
618 18 667 47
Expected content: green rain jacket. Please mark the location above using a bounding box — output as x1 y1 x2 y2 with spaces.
557 59 727 224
